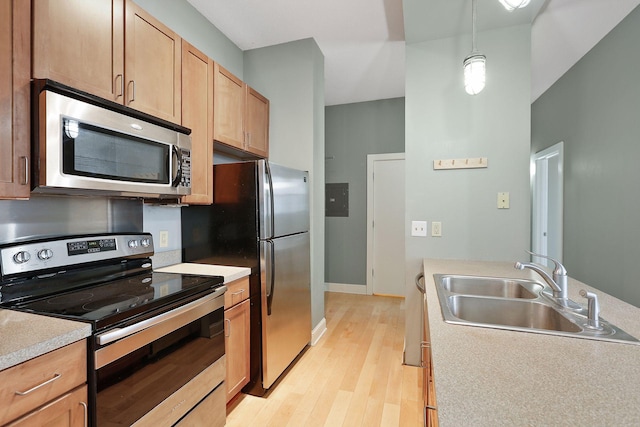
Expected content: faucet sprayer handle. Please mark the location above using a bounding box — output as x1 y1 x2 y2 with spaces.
525 251 567 276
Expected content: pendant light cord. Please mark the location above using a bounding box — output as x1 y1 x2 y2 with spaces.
471 0 477 53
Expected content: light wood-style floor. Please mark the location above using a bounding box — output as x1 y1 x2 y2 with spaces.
226 292 422 427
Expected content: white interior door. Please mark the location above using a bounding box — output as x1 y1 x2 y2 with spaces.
367 154 405 296
532 142 564 266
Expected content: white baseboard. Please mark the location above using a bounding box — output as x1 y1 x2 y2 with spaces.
310 317 327 346
326 282 367 295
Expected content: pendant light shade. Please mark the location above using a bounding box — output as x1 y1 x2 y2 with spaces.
463 53 486 95
499 0 531 11
463 0 485 95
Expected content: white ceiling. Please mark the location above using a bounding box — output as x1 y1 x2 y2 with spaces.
186 0 640 106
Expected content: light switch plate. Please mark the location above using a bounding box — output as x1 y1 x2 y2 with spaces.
411 221 428 237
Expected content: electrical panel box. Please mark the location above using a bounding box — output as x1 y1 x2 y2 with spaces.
326 183 349 217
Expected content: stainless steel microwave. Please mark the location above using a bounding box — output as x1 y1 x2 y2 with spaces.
32 80 191 198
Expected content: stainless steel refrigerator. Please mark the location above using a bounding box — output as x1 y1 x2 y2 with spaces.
181 160 311 395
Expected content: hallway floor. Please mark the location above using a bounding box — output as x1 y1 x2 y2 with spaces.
226 292 423 426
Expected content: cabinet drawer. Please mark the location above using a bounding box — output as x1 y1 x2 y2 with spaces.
0 340 87 425
224 277 250 308
6 385 87 427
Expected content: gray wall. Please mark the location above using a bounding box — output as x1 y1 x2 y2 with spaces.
532 5 640 308
324 98 405 286
244 39 326 330
403 23 532 365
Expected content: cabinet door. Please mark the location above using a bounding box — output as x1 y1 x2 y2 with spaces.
124 0 181 123
245 86 269 158
181 40 213 205
7 386 87 427
213 63 245 150
0 0 30 200
224 299 250 402
32 0 124 102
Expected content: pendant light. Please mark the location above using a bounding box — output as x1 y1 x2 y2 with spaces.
463 0 485 95
499 0 531 11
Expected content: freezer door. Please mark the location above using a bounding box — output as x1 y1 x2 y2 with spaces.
260 232 311 389
259 161 310 239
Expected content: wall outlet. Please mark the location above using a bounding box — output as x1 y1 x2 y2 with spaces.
431 221 442 237
411 220 428 237
159 230 169 248
498 192 510 209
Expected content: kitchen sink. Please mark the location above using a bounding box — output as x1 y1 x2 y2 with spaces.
439 275 543 299
446 295 581 333
433 274 640 345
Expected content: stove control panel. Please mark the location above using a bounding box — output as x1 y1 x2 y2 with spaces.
0 233 155 278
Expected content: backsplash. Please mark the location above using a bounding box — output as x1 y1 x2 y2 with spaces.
0 195 143 245
0 195 187 268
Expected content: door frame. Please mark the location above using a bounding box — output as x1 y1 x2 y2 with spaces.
532 141 564 264
366 152 405 296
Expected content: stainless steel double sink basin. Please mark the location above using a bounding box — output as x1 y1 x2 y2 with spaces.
434 274 639 344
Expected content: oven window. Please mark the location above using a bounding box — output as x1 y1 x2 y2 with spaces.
95 307 224 426
62 118 170 184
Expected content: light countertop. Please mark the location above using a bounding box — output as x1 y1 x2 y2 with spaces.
0 310 91 371
155 263 251 284
423 258 640 426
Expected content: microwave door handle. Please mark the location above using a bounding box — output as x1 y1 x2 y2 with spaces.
171 145 182 187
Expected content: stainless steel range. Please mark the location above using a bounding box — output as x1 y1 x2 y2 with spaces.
0 233 227 426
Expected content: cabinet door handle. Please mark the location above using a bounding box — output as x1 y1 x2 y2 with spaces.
15 373 61 395
20 156 29 185
225 318 231 337
80 401 88 427
115 74 124 98
415 272 426 294
128 80 136 103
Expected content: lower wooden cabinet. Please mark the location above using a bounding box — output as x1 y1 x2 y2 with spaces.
422 294 438 426
225 298 250 402
7 385 88 427
224 277 251 403
0 340 87 426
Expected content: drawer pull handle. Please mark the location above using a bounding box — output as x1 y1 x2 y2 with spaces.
15 373 61 396
231 290 245 296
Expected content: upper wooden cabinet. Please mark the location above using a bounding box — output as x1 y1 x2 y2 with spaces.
0 0 31 200
245 87 270 158
181 40 213 205
32 0 181 124
124 0 181 123
213 63 245 150
32 0 124 103
213 64 269 158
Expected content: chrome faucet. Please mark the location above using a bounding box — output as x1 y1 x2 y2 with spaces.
514 252 580 309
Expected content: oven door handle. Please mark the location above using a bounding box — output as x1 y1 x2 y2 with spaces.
95 286 226 346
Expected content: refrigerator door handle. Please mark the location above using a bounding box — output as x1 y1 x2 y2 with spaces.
266 239 275 316
265 161 275 239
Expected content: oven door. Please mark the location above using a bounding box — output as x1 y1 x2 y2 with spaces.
92 289 226 426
